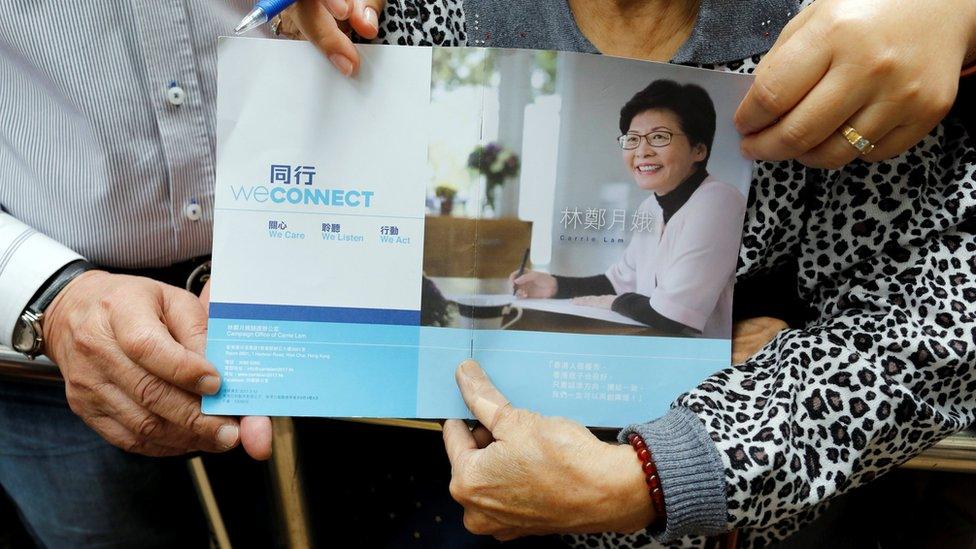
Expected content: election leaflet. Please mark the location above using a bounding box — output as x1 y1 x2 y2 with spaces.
204 37 753 426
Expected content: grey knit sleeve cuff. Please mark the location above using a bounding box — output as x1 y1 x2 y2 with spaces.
618 407 728 542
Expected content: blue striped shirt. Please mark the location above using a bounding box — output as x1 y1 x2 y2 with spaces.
0 0 268 345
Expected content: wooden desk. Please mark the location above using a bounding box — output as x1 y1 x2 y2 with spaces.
422 216 532 278
428 276 665 336
510 307 662 336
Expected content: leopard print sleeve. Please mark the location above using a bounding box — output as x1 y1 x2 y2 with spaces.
374 0 467 46
674 117 976 539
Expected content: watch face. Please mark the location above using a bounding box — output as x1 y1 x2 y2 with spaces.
13 317 36 352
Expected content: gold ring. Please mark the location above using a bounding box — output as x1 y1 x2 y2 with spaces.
841 125 875 156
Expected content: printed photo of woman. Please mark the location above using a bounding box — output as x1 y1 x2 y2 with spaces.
512 80 746 338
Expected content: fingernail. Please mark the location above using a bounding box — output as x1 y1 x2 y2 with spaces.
327 0 349 18
216 425 239 449
459 359 482 379
329 54 353 76
364 6 378 32
197 375 221 395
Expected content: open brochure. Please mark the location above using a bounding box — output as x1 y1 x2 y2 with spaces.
203 37 753 427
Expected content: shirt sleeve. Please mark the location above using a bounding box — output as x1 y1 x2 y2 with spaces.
650 185 746 332
0 213 83 347
605 237 641 295
553 274 616 299
610 292 697 335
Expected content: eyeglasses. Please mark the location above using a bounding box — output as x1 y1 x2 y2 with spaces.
617 130 683 150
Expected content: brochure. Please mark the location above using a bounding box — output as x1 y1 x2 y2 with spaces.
203 37 754 427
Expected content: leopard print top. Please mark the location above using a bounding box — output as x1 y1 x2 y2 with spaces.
373 1 976 546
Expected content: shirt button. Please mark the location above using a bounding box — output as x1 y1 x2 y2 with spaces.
184 202 203 221
166 85 187 106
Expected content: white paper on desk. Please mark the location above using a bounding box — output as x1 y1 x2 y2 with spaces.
514 298 646 326
444 293 644 326
203 37 753 427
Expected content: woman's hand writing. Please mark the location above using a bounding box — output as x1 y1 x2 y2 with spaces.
443 360 654 540
510 270 558 299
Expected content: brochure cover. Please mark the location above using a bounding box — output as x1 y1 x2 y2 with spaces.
203 37 753 427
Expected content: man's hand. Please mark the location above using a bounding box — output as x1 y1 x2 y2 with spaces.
43 271 241 457
732 316 788 364
443 360 654 540
279 0 386 76
736 0 976 168
198 280 273 461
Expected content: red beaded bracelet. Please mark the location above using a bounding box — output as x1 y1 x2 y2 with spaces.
627 432 666 524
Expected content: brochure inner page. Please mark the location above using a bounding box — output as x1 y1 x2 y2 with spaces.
204 38 754 427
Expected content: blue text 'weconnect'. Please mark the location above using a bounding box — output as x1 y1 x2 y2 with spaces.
230 185 374 208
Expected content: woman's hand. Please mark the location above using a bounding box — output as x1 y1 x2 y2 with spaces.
277 0 385 76
443 360 654 540
735 0 976 169
572 294 616 310
510 270 558 299
732 316 788 365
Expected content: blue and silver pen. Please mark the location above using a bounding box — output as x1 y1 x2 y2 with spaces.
235 0 297 35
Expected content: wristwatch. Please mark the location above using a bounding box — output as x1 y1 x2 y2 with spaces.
11 260 94 359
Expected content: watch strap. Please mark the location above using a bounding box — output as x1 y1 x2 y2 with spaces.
28 260 95 315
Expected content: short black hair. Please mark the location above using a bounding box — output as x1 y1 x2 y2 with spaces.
619 80 717 167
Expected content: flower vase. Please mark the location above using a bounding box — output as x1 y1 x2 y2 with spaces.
439 197 454 216
484 175 505 216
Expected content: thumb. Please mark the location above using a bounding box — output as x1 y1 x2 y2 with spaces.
199 278 212 309
241 416 273 461
455 360 515 436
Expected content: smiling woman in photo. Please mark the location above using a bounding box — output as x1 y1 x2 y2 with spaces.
512 79 746 337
